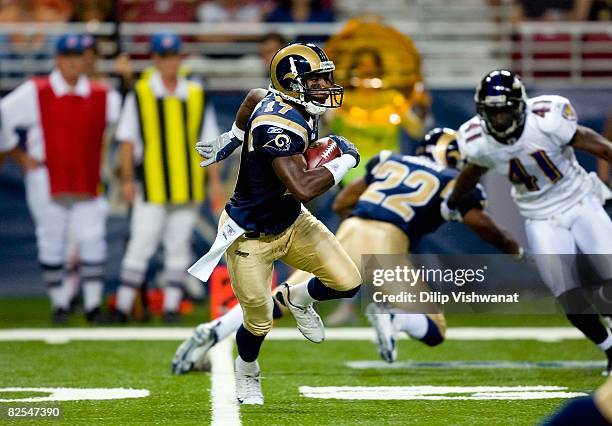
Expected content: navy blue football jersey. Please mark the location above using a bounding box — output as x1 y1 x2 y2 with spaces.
351 151 486 244
226 93 318 234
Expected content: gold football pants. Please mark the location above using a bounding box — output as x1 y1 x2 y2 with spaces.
220 210 361 336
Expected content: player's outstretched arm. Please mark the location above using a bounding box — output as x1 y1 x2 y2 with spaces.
196 88 267 167
446 163 489 211
332 177 368 219
462 208 522 257
571 125 612 163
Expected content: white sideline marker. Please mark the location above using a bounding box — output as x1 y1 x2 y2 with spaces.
0 387 149 402
299 385 587 401
0 327 585 343
210 336 241 426
347 360 606 370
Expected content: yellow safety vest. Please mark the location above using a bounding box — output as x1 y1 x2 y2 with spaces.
134 79 206 204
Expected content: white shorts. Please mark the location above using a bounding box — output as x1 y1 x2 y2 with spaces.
25 167 108 266
120 188 197 284
525 195 612 297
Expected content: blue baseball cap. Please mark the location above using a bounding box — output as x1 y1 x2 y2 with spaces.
81 34 96 51
56 33 84 55
151 32 182 55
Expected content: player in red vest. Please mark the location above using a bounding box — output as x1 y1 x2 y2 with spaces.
0 33 121 324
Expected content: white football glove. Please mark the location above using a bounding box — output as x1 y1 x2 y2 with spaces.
195 122 244 167
440 199 463 222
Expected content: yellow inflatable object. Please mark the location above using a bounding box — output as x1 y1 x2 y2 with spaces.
325 16 431 183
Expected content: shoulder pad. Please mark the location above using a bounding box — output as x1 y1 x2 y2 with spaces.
457 117 487 156
250 110 309 144
528 95 577 134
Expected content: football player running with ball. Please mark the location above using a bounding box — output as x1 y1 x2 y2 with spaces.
443 69 612 375
187 43 362 405
174 128 522 374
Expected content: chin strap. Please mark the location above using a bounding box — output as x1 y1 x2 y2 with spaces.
269 87 327 116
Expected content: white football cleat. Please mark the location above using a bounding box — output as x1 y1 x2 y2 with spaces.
172 322 218 375
275 283 324 343
235 358 264 405
366 303 397 363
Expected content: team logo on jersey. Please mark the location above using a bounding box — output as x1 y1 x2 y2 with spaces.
561 103 577 121
267 127 283 134
264 134 292 151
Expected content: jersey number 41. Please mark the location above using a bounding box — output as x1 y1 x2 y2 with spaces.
508 150 563 191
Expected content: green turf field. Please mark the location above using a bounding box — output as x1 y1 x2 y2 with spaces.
0 298 607 425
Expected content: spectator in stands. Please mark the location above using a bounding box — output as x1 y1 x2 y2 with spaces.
0 33 121 325
72 0 114 23
197 0 261 23
266 0 334 22
113 32 222 324
512 0 574 22
119 0 198 22
265 0 334 42
0 0 70 22
259 32 287 75
0 0 71 84
573 0 612 20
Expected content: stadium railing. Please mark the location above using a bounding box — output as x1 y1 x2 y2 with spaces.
0 16 611 92
514 21 612 87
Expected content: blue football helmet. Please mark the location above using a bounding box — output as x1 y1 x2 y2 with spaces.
475 69 527 143
416 127 464 170
269 42 343 116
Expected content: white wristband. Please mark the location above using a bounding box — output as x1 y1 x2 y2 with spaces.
231 121 245 142
323 154 357 185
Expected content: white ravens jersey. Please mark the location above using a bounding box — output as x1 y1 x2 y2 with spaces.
457 95 596 219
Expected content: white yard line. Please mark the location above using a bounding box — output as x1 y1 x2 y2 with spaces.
0 327 584 343
209 337 241 426
346 360 606 370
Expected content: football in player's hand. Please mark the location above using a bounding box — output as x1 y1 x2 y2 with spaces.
304 137 342 169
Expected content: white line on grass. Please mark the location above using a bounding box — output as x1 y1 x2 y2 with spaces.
347 360 607 370
299 385 588 401
0 327 584 343
210 336 241 426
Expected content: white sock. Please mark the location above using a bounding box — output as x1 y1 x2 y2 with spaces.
214 303 244 341
48 286 70 310
116 285 137 314
392 313 429 340
287 282 316 307
163 286 183 313
235 356 259 374
598 333 612 351
83 280 103 312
